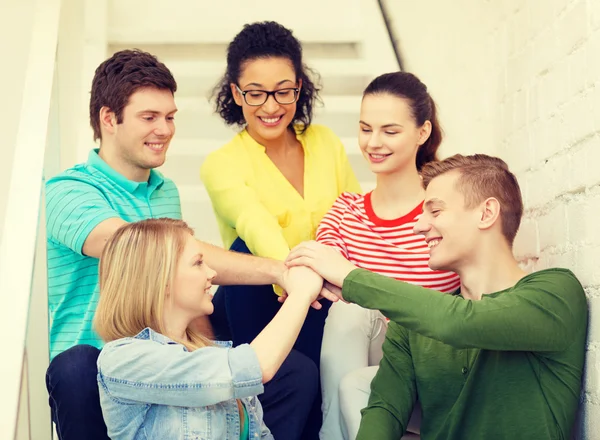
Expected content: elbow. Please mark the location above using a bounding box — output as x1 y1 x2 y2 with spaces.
261 368 276 384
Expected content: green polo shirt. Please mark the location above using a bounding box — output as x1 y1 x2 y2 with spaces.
46 149 182 359
343 268 587 440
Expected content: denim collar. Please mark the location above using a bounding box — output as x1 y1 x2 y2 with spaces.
134 327 232 348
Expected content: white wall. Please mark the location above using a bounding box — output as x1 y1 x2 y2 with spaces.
387 0 600 438
0 0 36 237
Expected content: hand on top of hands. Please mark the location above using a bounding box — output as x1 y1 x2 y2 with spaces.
285 241 357 300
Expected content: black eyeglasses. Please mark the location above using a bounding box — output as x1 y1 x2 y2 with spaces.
235 85 300 106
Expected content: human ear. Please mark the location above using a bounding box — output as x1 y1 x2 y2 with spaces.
478 197 501 231
99 106 117 135
230 83 243 107
417 120 432 146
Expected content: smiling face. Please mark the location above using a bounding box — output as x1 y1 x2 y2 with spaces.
104 87 177 180
169 234 217 318
231 57 301 145
414 171 482 271
358 93 431 175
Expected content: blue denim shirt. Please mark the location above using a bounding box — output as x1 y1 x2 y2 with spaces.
97 328 273 440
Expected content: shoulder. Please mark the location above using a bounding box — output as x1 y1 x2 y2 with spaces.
46 165 100 191
98 337 140 368
521 268 583 290
46 167 111 204
321 192 364 224
301 124 341 144
517 268 587 308
200 133 248 176
331 191 365 211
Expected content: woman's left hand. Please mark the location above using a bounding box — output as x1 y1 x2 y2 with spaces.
285 241 357 291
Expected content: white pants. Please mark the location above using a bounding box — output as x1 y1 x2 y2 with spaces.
319 301 388 440
339 366 422 440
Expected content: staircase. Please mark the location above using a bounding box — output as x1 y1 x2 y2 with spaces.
105 0 398 246
6 2 399 438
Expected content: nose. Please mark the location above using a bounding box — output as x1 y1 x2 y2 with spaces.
367 131 382 149
413 213 432 236
262 94 280 113
154 117 173 137
206 264 217 282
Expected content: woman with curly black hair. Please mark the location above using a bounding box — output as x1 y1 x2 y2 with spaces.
201 21 360 439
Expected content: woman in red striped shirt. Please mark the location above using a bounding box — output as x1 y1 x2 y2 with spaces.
318 72 460 440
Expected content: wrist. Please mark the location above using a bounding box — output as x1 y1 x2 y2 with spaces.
282 293 314 309
269 260 287 287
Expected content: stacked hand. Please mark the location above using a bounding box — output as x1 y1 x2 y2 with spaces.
284 241 358 302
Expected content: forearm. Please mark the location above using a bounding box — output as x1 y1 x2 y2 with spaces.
357 408 404 440
343 268 585 351
250 295 312 382
198 240 285 286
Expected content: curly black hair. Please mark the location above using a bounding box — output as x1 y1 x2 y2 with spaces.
212 21 321 133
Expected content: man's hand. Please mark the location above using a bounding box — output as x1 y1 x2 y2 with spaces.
279 265 328 309
278 280 342 307
286 241 358 289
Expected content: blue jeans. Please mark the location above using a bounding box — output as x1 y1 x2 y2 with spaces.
210 238 331 440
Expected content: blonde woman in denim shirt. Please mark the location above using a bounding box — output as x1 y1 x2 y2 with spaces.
94 218 323 440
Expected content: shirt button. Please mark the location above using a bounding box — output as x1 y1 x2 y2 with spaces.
461 367 468 374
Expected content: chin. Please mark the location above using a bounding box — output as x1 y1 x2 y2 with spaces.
427 256 448 272
203 303 215 316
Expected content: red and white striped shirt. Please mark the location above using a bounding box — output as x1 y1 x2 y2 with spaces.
317 192 460 293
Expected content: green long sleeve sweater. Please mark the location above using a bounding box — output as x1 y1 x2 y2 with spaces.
343 268 587 440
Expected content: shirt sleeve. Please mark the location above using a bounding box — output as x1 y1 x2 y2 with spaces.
357 323 416 440
343 268 587 352
97 339 264 407
316 193 352 258
200 150 290 261
45 176 121 255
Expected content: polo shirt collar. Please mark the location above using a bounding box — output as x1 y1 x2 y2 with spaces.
87 149 164 194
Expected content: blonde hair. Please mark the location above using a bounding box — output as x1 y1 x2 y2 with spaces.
94 218 211 351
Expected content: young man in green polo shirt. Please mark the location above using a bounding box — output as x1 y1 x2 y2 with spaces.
287 154 587 440
46 49 330 440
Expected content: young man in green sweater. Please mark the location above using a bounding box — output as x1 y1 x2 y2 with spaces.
286 154 587 440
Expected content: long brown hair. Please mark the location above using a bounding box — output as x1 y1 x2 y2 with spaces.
363 71 442 170
94 218 211 351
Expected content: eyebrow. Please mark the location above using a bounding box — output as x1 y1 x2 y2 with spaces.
424 198 446 210
243 79 295 88
136 108 178 115
359 121 404 129
191 253 203 261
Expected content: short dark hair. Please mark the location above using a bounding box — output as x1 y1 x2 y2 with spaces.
213 21 321 133
363 72 442 171
421 154 524 246
89 49 177 141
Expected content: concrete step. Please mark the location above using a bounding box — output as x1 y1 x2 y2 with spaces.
107 0 363 45
163 58 375 98
109 42 361 63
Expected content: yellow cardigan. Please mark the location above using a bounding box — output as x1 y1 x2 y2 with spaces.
200 124 361 262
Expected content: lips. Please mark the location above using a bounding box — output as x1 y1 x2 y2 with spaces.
368 152 392 163
258 115 283 127
145 142 166 152
427 238 442 248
